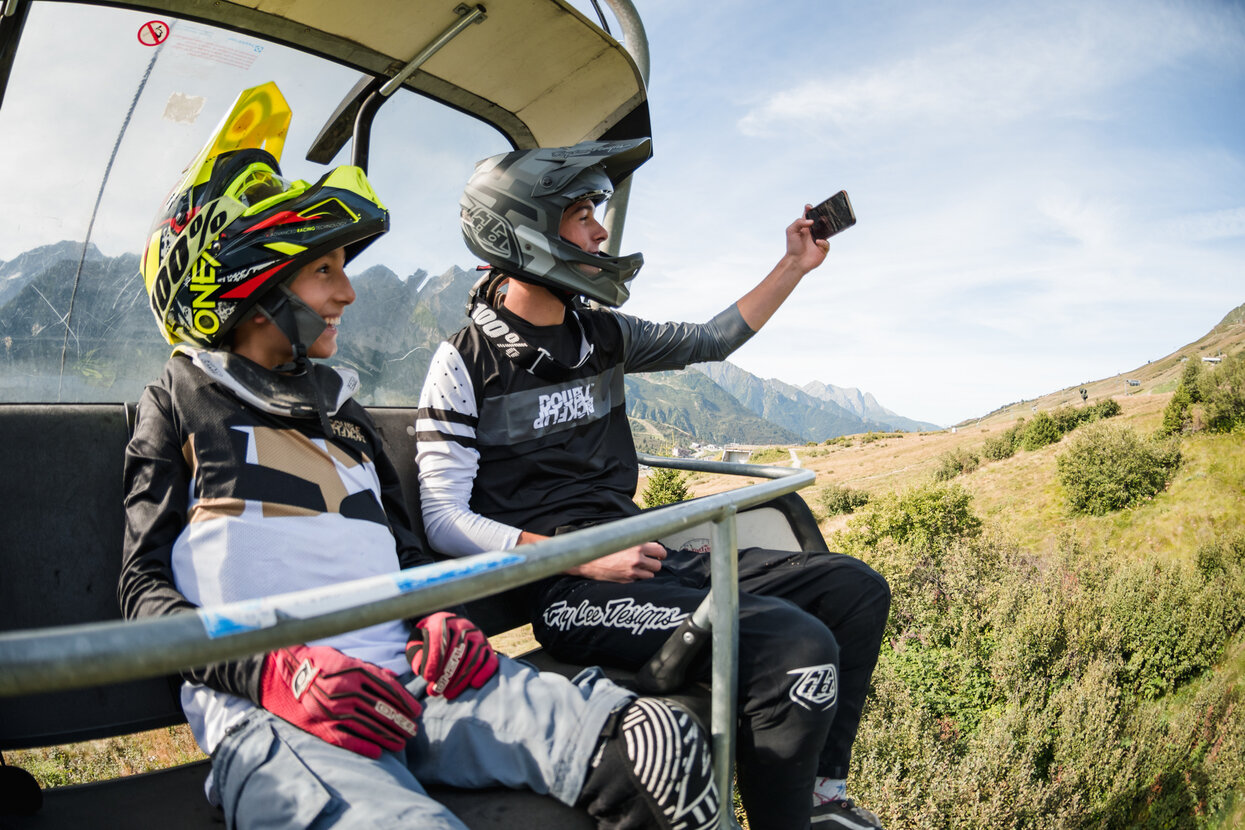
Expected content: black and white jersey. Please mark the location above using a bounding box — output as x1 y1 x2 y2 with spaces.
120 350 432 753
415 300 754 555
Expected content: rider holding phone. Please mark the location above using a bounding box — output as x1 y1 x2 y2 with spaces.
415 138 891 830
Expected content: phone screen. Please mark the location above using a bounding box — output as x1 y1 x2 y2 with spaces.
806 191 856 240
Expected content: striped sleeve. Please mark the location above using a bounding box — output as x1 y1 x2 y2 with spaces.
416 341 523 556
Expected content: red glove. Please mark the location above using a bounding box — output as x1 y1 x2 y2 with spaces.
406 612 499 699
259 644 421 759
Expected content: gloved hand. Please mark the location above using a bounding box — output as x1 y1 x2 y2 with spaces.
406 611 499 699
259 644 421 759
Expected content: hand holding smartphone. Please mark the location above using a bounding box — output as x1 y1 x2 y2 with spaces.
806 191 856 241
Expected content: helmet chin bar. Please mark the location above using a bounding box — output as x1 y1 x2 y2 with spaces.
258 285 328 375
257 285 335 437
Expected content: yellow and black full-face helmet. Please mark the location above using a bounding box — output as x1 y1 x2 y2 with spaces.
141 83 388 352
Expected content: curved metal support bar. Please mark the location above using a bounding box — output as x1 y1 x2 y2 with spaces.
0 464 811 698
319 3 487 170
378 4 487 98
598 0 648 255
600 0 649 85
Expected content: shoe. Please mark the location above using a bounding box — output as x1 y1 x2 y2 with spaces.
810 796 883 829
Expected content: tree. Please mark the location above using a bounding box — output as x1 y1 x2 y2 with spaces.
640 466 691 508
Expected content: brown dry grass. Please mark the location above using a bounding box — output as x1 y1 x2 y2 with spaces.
650 320 1244 568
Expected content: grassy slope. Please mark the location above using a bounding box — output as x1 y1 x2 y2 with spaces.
663 317 1245 829
678 317 1243 567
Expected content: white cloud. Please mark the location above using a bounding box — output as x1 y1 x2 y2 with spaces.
739 0 1244 137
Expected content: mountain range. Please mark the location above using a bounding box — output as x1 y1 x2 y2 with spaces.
0 241 938 443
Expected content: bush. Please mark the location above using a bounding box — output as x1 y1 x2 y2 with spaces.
1090 397 1121 419
842 481 982 553
819 483 871 516
639 466 690 508
1198 350 1245 433
1019 411 1062 451
1158 361 1202 436
981 423 1022 461
1052 406 1084 434
849 528 1245 830
1056 422 1181 515
1158 387 1192 436
933 448 980 481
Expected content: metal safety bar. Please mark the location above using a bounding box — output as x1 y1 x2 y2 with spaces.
0 456 813 829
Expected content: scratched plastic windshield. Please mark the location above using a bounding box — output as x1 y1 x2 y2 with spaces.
0 2 507 404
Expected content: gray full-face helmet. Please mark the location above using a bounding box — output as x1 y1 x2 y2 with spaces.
460 138 652 307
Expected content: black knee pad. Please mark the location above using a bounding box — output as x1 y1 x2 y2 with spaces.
577 697 719 830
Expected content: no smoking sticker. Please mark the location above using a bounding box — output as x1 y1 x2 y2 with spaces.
137 20 170 46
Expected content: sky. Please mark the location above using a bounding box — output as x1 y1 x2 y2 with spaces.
1 0 1243 425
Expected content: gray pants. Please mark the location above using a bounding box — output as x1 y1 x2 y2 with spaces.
212 656 633 829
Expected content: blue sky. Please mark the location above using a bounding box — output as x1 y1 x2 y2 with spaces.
1 0 1242 425
606 0 1245 426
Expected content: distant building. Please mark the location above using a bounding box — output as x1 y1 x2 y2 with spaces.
722 447 752 464
1125 379 1141 387
1202 356 1222 364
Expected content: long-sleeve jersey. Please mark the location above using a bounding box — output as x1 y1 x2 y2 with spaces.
415 300 755 556
120 349 433 754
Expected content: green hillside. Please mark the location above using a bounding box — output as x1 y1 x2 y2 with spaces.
678 306 1245 829
625 368 803 450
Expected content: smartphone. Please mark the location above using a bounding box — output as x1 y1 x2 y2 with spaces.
806 191 856 240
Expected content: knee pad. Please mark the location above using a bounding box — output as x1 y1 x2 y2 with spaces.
578 697 719 830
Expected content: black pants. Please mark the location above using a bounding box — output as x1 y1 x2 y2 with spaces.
532 547 891 830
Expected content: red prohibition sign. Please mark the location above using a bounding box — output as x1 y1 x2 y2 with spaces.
137 20 170 46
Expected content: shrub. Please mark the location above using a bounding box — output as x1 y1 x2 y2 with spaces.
933 448 980 481
1102 550 1245 699
1090 397 1121 419
1052 405 1085 434
819 483 871 516
1197 350 1245 433
1181 357 1205 403
639 466 690 508
1157 387 1192 436
1056 422 1181 515
1158 361 1202 437
981 423 1021 461
842 481 982 553
850 528 1245 830
1019 411 1062 451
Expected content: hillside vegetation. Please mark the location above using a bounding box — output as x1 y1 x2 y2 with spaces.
668 309 1245 829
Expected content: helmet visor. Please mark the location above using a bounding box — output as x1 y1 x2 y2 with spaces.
560 166 613 207
224 162 306 212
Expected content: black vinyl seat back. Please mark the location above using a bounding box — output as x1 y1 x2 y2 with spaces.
0 404 185 751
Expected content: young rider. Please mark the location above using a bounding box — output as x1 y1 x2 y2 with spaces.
120 88 716 830
415 139 892 830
